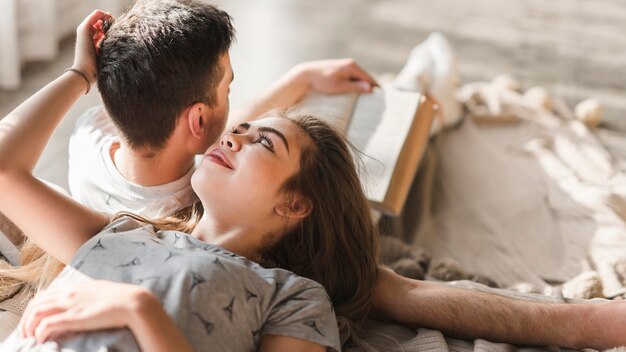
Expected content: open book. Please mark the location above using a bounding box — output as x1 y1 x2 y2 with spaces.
293 88 437 216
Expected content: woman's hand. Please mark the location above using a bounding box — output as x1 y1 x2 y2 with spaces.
72 10 114 85
19 280 154 344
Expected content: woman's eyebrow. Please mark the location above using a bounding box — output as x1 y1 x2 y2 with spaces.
258 126 289 153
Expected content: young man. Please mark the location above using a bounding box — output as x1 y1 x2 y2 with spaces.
68 0 377 218
55 0 626 350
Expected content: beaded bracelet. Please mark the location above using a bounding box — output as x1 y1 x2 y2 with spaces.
64 68 92 95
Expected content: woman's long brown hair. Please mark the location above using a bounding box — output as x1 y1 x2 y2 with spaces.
260 114 380 322
1 114 380 323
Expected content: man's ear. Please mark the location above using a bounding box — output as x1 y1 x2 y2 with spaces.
275 195 313 220
187 102 209 140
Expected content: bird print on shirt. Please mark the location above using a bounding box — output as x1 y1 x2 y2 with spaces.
90 239 105 250
245 288 258 301
193 312 214 336
213 256 226 270
190 272 206 292
223 297 235 321
305 320 324 337
164 251 181 262
118 257 141 267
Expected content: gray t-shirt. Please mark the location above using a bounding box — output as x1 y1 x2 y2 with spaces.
3 217 341 351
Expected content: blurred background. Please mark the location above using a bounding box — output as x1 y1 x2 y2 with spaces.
1 0 625 188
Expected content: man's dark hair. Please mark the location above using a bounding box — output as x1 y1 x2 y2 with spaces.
97 0 235 150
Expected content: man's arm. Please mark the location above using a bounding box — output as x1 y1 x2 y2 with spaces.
370 267 625 350
229 58 378 126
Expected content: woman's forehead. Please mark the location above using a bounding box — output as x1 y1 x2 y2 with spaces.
250 116 297 134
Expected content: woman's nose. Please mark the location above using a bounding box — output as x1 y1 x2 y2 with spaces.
220 134 242 151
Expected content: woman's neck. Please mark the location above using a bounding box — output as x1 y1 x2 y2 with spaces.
190 215 264 261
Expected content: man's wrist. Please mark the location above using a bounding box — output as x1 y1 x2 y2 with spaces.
288 62 314 92
569 302 610 350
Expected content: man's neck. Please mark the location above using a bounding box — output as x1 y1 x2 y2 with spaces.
111 141 195 187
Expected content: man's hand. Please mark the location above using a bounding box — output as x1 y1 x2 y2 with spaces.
581 300 626 349
297 58 378 95
228 58 379 126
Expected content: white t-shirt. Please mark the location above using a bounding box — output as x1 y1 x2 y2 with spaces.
68 106 198 218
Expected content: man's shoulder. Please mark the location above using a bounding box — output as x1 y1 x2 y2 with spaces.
69 106 115 164
73 105 119 137
68 106 118 200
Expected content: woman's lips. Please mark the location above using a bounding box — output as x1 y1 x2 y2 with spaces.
205 149 234 169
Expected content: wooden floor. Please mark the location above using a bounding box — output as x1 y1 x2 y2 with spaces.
1 0 625 188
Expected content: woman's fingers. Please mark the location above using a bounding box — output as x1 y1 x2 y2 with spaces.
21 299 68 338
34 312 81 344
20 293 46 337
20 287 71 338
78 9 113 34
92 19 108 53
73 10 113 83
19 281 146 343
23 304 65 337
77 10 112 45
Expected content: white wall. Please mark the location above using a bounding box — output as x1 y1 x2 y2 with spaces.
0 0 132 90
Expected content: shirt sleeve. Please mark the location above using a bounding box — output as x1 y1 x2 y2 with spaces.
262 275 341 352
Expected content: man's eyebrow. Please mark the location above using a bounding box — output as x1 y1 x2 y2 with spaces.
258 127 289 153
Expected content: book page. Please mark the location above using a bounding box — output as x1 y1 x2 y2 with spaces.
292 89 421 206
349 89 420 203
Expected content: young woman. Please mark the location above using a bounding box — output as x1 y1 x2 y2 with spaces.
0 10 379 352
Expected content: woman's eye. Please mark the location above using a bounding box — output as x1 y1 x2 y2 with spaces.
256 133 274 151
228 127 239 134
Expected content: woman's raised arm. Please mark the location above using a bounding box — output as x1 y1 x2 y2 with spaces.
0 10 112 264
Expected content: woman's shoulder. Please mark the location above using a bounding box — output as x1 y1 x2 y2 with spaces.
269 267 327 294
260 269 340 352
